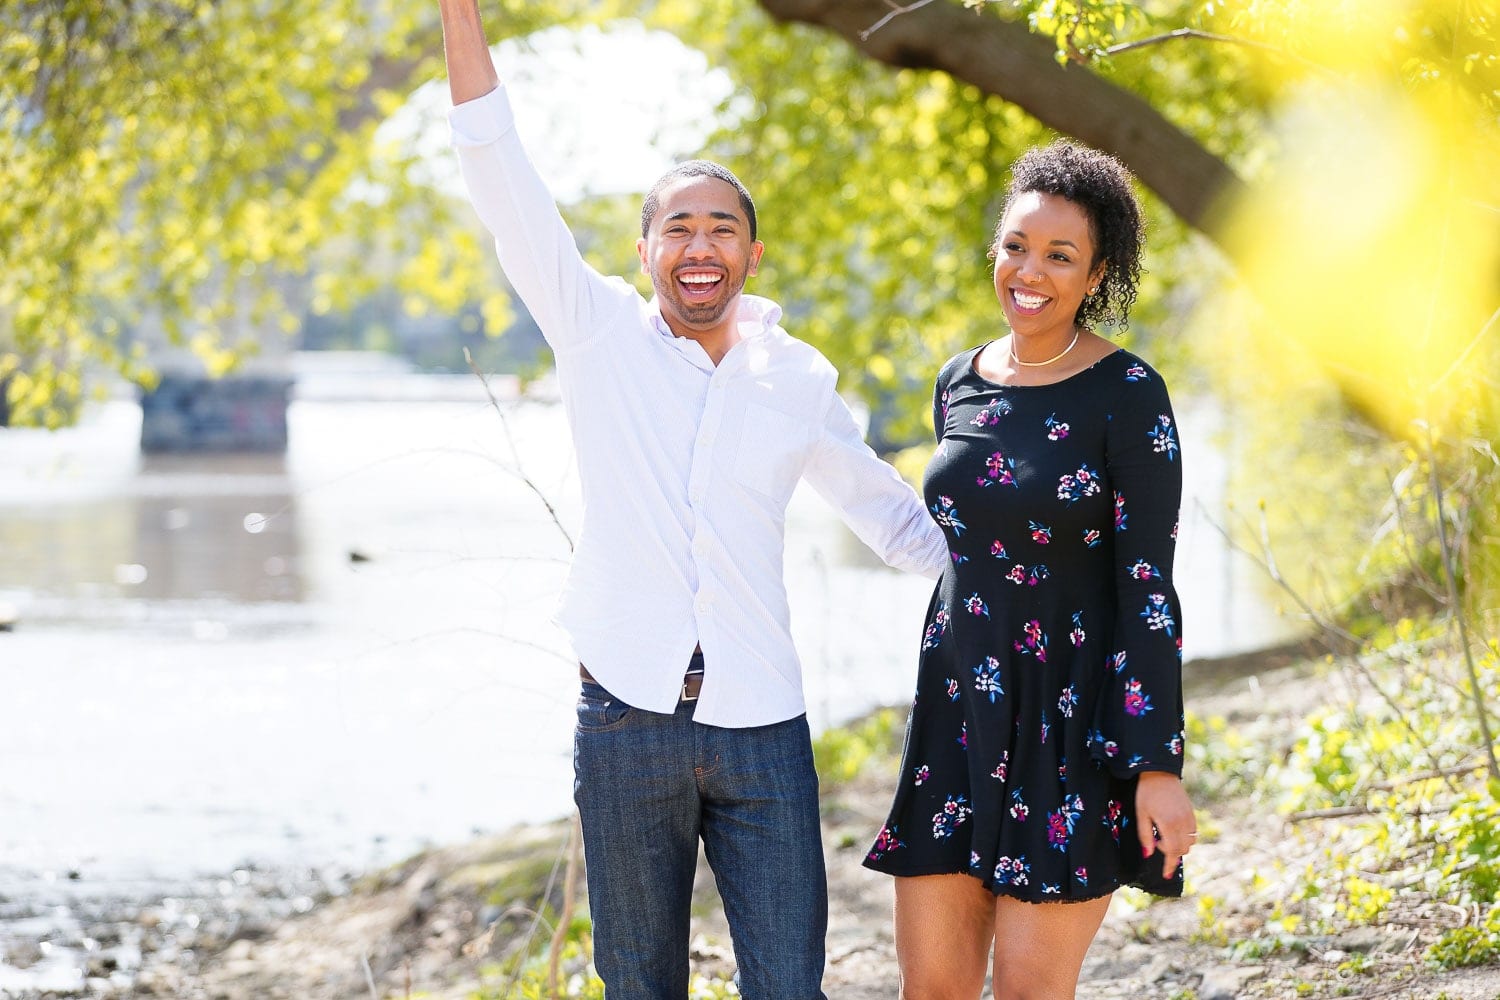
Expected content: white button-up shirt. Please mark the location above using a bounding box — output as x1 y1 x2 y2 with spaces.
451 85 947 727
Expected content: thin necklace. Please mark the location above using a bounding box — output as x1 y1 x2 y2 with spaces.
1011 329 1080 367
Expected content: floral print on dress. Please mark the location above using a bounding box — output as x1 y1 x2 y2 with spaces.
1102 799 1129 845
973 656 1004 703
922 605 949 650
1005 563 1049 586
979 451 1019 488
1013 619 1049 662
1057 465 1102 503
1149 414 1178 460
932 795 972 839
1087 729 1120 759
931 495 966 536
994 855 1031 887
865 348 1185 902
970 397 1013 427
868 824 904 861
1046 794 1085 852
1141 593 1176 636
1124 678 1154 717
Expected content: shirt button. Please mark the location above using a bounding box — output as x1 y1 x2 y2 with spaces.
697 601 711 614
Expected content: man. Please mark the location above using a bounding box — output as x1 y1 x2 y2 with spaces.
438 3 947 996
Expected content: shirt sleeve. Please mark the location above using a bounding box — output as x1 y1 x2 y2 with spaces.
801 387 949 580
1090 364 1187 778
448 86 633 353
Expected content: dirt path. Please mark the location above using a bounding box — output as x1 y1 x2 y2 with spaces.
11 654 1500 999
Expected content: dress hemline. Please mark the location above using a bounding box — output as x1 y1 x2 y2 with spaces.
861 858 1183 904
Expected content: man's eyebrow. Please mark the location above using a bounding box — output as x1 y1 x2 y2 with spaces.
664 210 743 223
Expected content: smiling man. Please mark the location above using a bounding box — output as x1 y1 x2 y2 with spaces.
438 3 947 998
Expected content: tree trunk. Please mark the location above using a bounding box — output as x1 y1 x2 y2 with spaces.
754 0 1246 244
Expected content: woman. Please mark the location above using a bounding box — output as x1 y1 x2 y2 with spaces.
864 142 1197 999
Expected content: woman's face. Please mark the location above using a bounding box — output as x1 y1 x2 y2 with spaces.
991 191 1105 340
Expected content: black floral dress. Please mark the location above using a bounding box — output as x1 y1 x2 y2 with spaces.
864 346 1186 902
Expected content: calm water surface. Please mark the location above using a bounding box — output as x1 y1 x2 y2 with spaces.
0 370 1290 889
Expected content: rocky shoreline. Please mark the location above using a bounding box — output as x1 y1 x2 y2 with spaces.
6 655 1500 999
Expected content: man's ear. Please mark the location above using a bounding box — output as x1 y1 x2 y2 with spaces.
636 236 650 275
748 240 764 277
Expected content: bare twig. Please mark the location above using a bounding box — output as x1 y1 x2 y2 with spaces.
464 353 590 990
1287 805 1373 822
1431 303 1500 392
497 830 569 998
1200 502 1453 779
546 812 584 998
1370 759 1486 791
360 951 379 999
465 347 575 553
1101 26 1331 73
1422 425 1500 780
860 0 939 41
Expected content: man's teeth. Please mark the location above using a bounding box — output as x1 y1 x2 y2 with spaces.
681 274 721 285
1014 290 1047 308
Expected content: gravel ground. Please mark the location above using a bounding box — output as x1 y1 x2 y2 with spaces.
4 656 1499 999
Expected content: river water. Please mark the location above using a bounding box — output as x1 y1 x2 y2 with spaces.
0 361 1291 894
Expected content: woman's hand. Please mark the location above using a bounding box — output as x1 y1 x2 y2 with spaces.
1135 771 1196 878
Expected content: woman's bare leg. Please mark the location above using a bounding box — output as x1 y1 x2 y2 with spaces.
894 874 996 1000
990 893 1111 1000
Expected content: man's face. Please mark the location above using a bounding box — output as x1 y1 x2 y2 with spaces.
636 175 764 336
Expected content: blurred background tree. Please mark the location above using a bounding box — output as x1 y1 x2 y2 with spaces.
4 0 1496 620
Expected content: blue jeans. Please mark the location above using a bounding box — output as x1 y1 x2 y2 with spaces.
573 679 828 1000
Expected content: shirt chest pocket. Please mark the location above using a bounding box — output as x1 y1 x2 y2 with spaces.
732 402 814 504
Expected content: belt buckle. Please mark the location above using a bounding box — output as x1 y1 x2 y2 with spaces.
681 670 704 702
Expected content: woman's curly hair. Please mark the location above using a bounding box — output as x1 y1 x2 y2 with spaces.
990 141 1145 332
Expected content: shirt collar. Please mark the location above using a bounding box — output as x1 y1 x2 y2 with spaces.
646 294 784 342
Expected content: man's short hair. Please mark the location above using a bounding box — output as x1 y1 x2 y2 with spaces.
640 160 757 242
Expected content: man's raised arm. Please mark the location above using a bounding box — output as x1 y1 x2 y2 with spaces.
439 0 500 105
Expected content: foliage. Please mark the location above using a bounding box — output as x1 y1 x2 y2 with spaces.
811 706 903 786
0 0 616 427
1428 903 1500 970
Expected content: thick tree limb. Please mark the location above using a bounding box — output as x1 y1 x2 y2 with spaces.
755 0 1248 243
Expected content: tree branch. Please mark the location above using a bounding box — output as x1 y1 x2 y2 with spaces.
755 0 1248 243
1102 26 1331 75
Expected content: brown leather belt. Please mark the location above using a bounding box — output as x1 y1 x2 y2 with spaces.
580 659 705 702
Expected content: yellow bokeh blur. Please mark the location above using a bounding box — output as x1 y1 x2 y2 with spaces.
1216 1 1500 439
